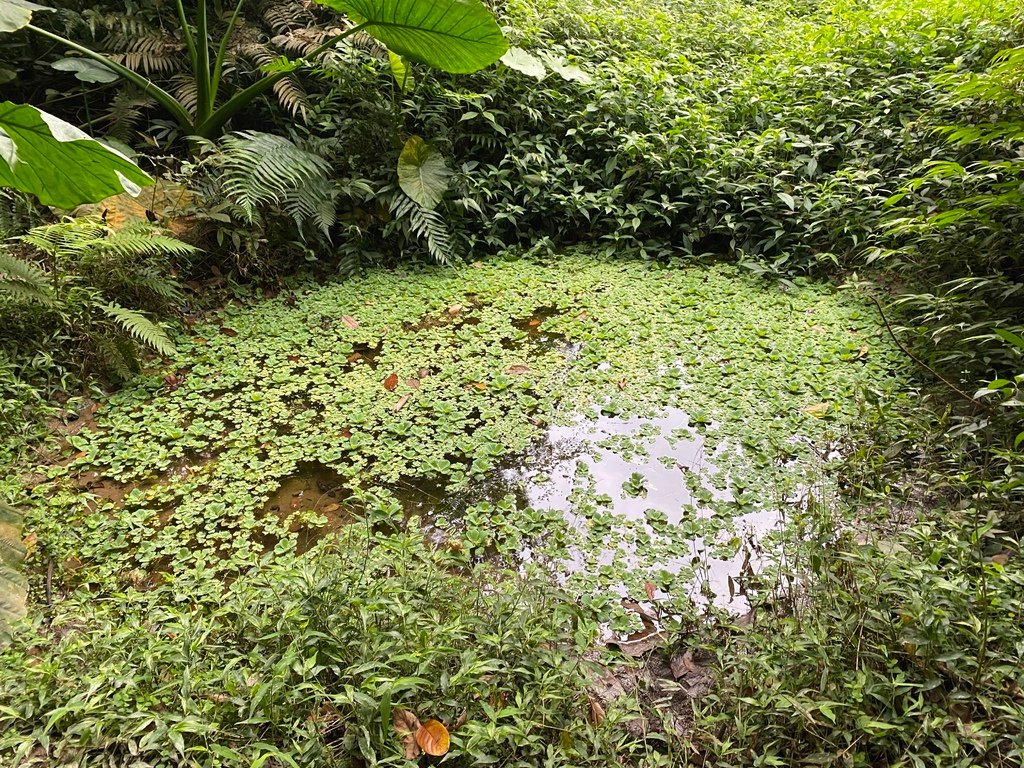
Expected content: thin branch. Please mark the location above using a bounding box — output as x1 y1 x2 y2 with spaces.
868 295 997 416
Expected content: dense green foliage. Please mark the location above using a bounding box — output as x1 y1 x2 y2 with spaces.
1 0 1024 765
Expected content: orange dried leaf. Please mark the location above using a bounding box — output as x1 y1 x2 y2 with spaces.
383 373 399 391
415 719 450 756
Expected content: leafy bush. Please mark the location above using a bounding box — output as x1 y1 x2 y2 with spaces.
0 530 644 767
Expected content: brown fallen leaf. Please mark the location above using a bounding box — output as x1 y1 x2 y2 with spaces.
417 368 431 379
392 709 421 760
616 379 628 390
644 581 656 601
527 317 541 327
341 315 359 329
447 304 463 316
394 394 410 412
576 311 589 321
339 428 352 439
587 695 606 726
670 649 701 680
321 503 340 514
383 373 399 391
406 378 421 389
452 710 468 731
415 719 450 757
992 552 1010 565
347 352 363 363
506 364 531 375
469 381 487 392
218 327 238 337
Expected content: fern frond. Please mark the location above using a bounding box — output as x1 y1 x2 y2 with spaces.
0 252 54 305
101 303 176 357
212 132 336 237
390 193 457 264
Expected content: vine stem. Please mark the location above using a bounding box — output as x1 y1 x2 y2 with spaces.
868 295 996 416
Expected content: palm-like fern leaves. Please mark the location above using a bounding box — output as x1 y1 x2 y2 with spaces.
390 193 457 264
0 253 54 305
212 131 337 238
101 303 176 357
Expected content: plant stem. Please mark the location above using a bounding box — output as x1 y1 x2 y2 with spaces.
26 25 193 130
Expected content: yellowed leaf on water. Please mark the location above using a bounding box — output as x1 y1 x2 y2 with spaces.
801 402 830 418
415 719 450 756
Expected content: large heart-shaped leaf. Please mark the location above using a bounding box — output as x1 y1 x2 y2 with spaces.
51 57 120 83
0 0 52 33
397 136 452 210
0 102 152 208
315 0 506 73
0 502 27 644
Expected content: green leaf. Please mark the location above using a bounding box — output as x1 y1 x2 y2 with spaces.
397 136 452 210
0 502 27 644
0 102 152 208
993 327 1024 351
0 0 51 33
101 303 176 357
315 0 507 73
51 57 120 83
500 47 546 79
388 51 413 91
539 53 591 83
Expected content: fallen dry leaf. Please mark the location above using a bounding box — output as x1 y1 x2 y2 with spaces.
415 719 450 757
392 709 421 760
447 304 463 316
218 326 238 337
406 378 421 389
506 364 531 375
383 373 399 391
644 581 656 601
670 649 701 680
587 695 606 726
394 394 410 412
341 315 359 329
527 317 541 327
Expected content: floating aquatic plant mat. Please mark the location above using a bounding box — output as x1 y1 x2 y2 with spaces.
33 253 906 623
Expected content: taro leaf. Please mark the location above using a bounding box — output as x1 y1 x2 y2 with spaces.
540 53 592 83
0 501 27 644
392 708 421 759
0 0 52 33
500 46 546 79
415 719 450 756
0 102 152 208
51 57 120 83
388 51 413 91
397 136 452 210
314 0 507 73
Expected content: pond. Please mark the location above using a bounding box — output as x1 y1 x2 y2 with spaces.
36 253 907 627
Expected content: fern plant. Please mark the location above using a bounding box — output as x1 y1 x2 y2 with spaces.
206 131 337 238
2 217 191 377
388 191 458 264
0 253 54 306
